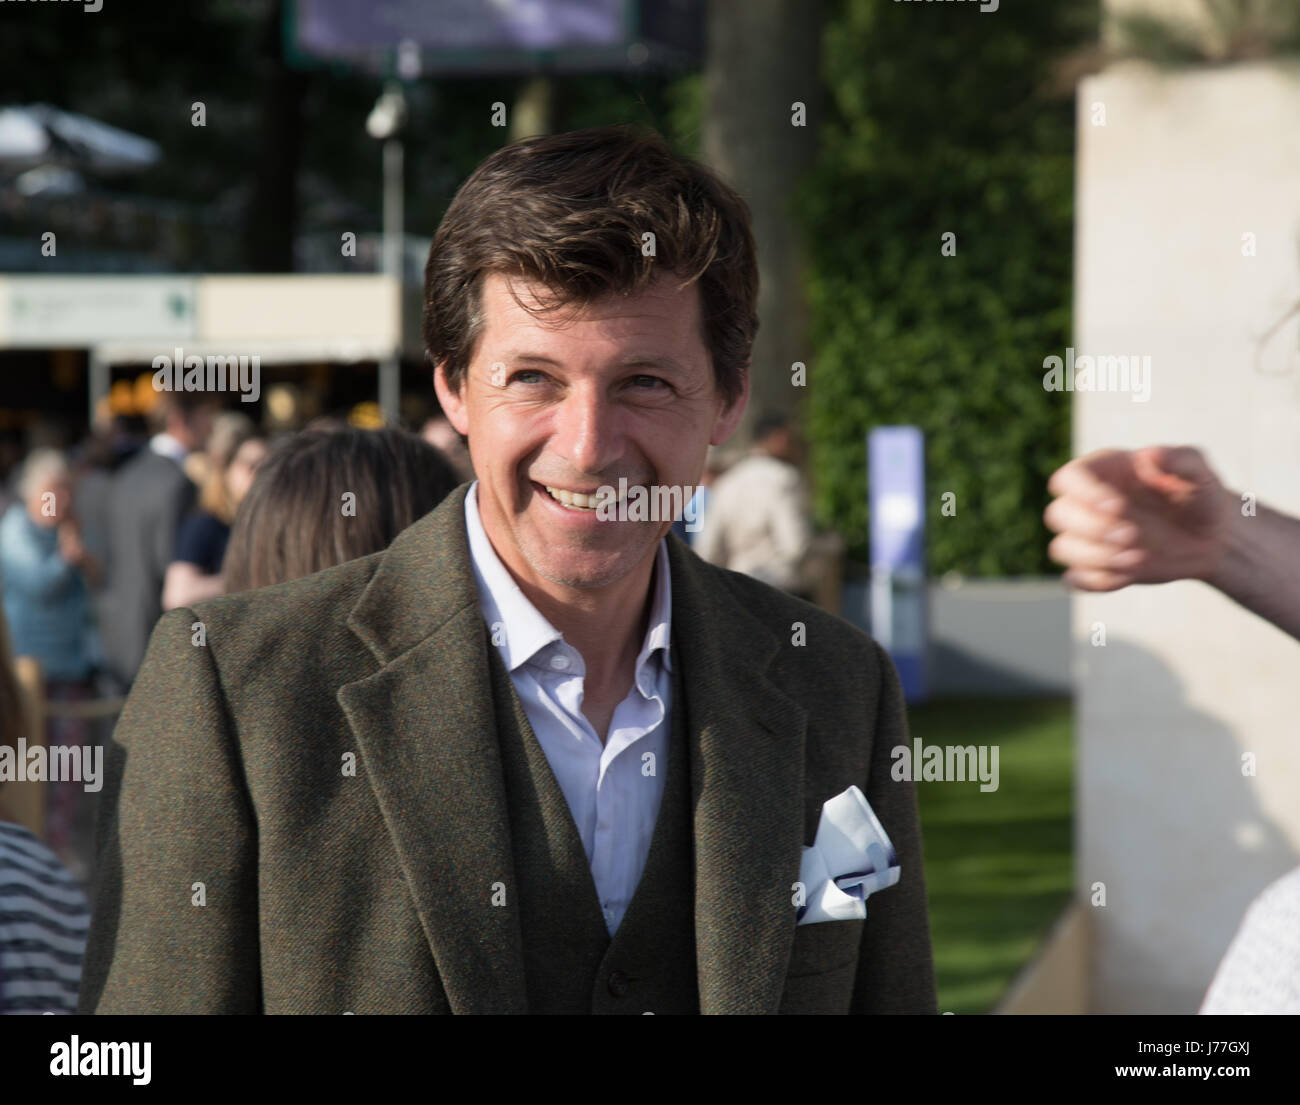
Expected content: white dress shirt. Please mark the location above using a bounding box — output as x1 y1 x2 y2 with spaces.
463 481 672 936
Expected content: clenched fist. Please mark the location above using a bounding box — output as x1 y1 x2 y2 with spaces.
1044 446 1235 591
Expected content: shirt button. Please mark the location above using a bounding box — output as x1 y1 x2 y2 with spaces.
549 654 569 671
607 970 629 997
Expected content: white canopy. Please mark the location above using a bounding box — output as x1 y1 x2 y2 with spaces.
0 103 161 173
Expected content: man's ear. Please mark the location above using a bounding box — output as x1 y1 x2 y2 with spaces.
432 358 471 437
710 367 750 447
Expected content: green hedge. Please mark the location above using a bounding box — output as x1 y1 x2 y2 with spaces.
798 0 1094 574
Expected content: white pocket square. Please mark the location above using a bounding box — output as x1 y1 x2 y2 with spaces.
796 785 901 926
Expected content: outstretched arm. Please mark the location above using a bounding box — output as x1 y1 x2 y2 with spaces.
1205 495 1300 643
1045 445 1300 643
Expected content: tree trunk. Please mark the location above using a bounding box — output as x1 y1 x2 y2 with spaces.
703 0 823 446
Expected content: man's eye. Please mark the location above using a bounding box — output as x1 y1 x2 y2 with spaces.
510 369 544 384
629 375 668 390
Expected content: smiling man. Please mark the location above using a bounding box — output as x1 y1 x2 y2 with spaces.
439 269 722 756
79 125 937 1015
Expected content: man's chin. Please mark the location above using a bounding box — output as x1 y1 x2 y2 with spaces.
523 539 652 591
531 556 637 591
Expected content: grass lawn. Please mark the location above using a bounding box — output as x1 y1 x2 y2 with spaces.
907 696 1074 1014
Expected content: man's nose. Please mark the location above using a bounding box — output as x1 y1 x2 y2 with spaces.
553 385 623 478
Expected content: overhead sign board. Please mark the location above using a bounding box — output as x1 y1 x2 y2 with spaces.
0 277 197 346
287 0 704 75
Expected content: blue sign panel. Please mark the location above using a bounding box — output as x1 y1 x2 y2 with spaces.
868 426 926 701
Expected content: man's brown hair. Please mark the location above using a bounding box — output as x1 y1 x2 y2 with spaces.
423 125 758 408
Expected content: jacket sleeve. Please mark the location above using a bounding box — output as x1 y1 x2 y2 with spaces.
849 639 938 1013
78 607 261 1013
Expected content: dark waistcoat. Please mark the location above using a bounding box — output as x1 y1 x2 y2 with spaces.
488 642 698 1014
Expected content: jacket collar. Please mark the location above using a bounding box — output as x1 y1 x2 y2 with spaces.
338 481 807 1013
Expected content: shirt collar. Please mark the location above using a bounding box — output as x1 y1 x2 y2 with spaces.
463 479 672 677
149 432 188 464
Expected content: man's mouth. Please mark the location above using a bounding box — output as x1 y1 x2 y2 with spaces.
536 481 632 512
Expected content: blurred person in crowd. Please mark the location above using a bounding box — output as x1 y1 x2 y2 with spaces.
0 600 28 775
222 427 459 592
72 413 147 603
0 450 101 867
162 413 267 610
73 429 120 572
0 449 103 658
96 391 219 691
695 411 815 599
1046 444 1300 1014
76 409 146 478
81 127 933 1016
0 605 90 1015
0 433 24 518
421 411 474 482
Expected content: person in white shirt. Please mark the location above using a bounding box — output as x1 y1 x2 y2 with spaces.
96 392 219 688
694 411 814 596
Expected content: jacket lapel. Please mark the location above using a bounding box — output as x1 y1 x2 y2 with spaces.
336 479 808 1016
666 536 808 1014
337 482 529 1014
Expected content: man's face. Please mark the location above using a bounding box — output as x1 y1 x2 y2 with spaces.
225 438 268 507
436 271 746 592
769 426 803 465
26 474 72 528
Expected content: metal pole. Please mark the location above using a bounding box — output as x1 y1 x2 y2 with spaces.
379 135 404 426
382 137 404 282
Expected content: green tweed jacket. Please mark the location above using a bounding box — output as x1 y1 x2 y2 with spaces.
78 481 937 1014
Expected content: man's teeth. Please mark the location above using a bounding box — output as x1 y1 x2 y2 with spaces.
544 485 623 510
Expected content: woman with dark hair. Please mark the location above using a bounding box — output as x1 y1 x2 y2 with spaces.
163 412 268 609
222 427 463 593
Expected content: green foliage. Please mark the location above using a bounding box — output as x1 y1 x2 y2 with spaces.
558 69 701 157
911 695 1073 1014
797 0 1095 574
